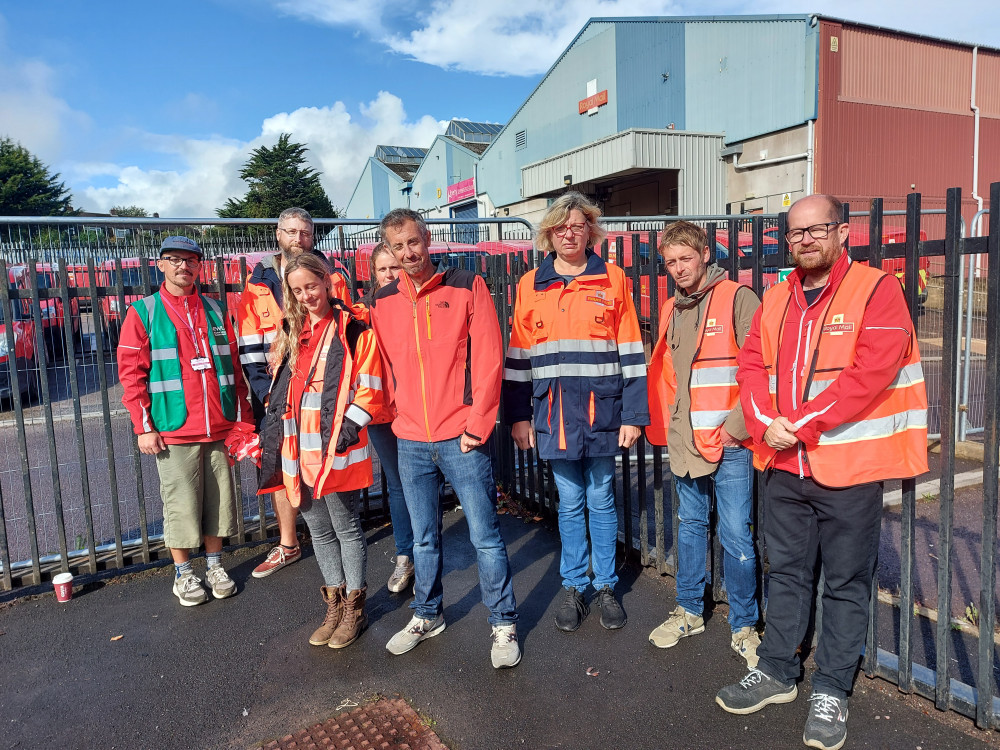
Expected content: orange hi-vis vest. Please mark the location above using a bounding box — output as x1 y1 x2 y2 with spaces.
258 306 382 505
755 263 928 486
647 280 746 463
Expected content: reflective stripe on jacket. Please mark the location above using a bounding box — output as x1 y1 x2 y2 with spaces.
503 251 649 460
130 292 237 432
753 262 928 485
647 279 745 462
257 303 382 505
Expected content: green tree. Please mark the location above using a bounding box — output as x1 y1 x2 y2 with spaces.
0 137 74 216
217 133 337 219
110 205 148 217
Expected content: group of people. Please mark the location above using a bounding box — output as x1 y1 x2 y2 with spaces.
118 191 928 750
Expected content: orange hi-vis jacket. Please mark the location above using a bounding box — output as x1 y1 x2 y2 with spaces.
503 251 649 460
647 279 747 462
237 250 351 406
351 295 394 426
750 262 928 486
370 267 503 444
257 303 383 505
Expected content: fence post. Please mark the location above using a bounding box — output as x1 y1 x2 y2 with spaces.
935 187 962 711
976 181 1000 729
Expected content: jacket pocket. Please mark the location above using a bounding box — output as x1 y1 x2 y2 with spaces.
532 378 553 435
589 377 624 433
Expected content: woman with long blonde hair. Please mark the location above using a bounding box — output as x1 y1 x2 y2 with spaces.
258 252 384 649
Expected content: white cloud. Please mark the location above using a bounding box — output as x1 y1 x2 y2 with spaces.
274 0 999 77
76 91 446 216
0 24 91 162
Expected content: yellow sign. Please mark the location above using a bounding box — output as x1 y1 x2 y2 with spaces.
436 188 442 199
782 193 791 207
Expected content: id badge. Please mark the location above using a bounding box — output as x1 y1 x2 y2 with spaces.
191 357 212 371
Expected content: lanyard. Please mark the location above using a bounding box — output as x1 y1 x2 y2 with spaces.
161 292 209 359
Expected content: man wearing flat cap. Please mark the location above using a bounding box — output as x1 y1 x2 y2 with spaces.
118 236 253 606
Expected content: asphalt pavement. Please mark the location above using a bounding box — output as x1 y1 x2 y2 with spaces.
1 508 994 750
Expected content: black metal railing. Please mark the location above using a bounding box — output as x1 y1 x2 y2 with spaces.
0 197 996 729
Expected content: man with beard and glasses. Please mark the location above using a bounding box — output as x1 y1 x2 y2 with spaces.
715 194 928 750
237 207 351 580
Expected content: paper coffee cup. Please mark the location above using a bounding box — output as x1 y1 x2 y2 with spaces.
52 572 73 603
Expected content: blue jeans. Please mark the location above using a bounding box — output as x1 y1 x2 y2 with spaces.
549 455 619 591
368 422 413 558
674 446 758 630
397 437 518 626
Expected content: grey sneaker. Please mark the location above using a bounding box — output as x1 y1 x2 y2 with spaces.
387 555 414 593
803 693 849 750
490 624 521 668
172 572 208 607
648 606 704 648
385 614 446 655
731 626 761 668
205 565 237 599
716 668 798 714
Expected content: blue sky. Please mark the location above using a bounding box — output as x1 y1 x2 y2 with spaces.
1 0 997 216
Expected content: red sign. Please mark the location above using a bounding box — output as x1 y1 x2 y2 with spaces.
447 177 475 203
578 89 608 114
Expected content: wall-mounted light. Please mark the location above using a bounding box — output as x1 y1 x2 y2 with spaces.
564 174 573 186
504 207 510 216
661 72 669 81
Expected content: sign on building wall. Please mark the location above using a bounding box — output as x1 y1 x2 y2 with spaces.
579 78 608 115
447 177 475 203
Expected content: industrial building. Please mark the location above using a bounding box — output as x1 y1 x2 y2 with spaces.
346 14 998 227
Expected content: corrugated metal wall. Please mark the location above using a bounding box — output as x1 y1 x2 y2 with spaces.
684 18 818 144
615 22 686 132
816 20 998 219
476 22 621 208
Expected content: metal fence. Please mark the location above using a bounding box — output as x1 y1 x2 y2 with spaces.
0 193 997 729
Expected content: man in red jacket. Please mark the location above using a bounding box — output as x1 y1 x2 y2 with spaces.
119 236 253 607
715 195 928 750
369 209 520 669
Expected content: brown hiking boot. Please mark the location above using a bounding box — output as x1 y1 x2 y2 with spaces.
308 585 344 646
329 586 367 649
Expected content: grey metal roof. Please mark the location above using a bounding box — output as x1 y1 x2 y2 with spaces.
374 145 428 163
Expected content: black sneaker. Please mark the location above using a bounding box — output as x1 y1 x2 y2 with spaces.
803 693 849 750
715 668 798 715
595 586 626 629
554 587 589 632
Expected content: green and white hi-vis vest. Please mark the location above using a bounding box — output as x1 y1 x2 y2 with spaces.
131 293 237 432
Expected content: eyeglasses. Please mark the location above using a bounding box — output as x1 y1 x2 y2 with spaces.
553 223 587 236
160 256 201 268
279 227 313 239
785 222 841 243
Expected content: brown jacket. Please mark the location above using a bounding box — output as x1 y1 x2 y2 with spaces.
662 265 759 479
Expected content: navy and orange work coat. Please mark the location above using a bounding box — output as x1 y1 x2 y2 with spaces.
503 251 649 460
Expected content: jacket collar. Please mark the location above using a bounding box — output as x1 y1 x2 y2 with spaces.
533 250 608 290
396 262 449 301
787 248 851 306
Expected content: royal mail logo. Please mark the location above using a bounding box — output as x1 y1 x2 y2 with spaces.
823 313 854 335
586 295 612 306
704 318 724 336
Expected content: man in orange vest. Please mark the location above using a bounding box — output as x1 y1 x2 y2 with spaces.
646 221 762 666
716 195 928 750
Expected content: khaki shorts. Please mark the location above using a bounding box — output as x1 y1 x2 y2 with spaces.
155 440 237 550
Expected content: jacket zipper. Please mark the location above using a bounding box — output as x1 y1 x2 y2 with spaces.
185 297 212 439
412 295 433 442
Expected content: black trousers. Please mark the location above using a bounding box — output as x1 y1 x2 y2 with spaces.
757 469 883 697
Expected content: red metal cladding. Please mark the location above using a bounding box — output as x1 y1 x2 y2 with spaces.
816 21 998 222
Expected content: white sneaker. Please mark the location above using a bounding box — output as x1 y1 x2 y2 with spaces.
205 565 237 599
385 614 446 655
172 572 208 607
490 624 521 668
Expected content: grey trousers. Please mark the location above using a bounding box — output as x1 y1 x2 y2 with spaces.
299 486 367 592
